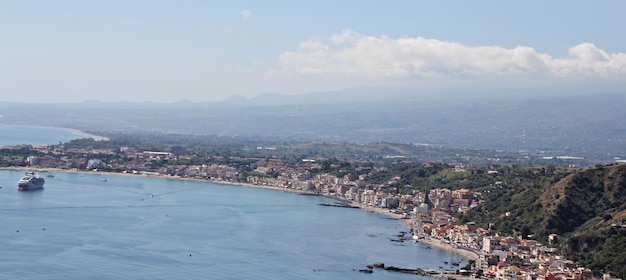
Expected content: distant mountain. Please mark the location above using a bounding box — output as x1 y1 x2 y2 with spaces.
208 83 626 108
211 87 427 107
0 85 625 161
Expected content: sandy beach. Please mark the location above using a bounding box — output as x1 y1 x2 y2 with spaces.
71 129 110 141
419 237 480 263
354 203 410 226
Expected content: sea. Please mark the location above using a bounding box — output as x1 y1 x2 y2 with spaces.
0 124 96 147
0 125 466 280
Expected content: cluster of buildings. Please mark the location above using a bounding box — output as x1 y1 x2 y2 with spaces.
4 145 622 280
411 191 620 280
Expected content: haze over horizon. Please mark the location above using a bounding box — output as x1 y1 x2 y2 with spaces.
1 1 625 103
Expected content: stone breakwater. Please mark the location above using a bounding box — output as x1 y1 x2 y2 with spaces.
317 202 360 208
359 262 474 279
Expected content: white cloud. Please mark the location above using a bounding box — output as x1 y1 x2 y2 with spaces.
240 9 251 20
271 31 626 85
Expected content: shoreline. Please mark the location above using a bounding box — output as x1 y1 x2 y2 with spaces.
2 167 311 195
2 166 479 267
419 237 480 264
354 202 480 263
0 124 110 144
70 128 110 141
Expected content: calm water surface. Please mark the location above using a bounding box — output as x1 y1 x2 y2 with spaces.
0 124 90 147
0 170 466 279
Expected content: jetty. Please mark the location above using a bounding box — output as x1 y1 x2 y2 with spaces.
317 203 360 209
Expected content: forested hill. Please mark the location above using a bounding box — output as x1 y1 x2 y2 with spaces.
462 163 626 278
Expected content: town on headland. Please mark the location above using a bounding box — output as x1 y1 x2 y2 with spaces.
1 136 625 280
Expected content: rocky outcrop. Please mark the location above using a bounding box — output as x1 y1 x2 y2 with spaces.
363 262 434 276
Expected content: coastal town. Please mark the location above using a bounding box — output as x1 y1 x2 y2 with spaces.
1 143 623 280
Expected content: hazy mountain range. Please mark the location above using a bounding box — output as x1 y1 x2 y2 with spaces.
1 85 625 160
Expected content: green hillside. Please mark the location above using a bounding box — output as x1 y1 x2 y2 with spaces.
462 163 626 278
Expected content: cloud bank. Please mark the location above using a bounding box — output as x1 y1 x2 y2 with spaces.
272 31 626 85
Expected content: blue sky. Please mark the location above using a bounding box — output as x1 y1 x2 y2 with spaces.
1 0 625 102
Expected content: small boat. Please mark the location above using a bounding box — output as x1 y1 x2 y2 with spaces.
101 178 108 182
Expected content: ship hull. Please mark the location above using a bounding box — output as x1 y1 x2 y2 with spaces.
18 183 44 191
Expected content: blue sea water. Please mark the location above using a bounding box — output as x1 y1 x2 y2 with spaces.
0 125 466 279
0 124 91 147
0 170 467 280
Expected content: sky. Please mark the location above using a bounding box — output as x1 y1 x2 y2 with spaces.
1 0 625 103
